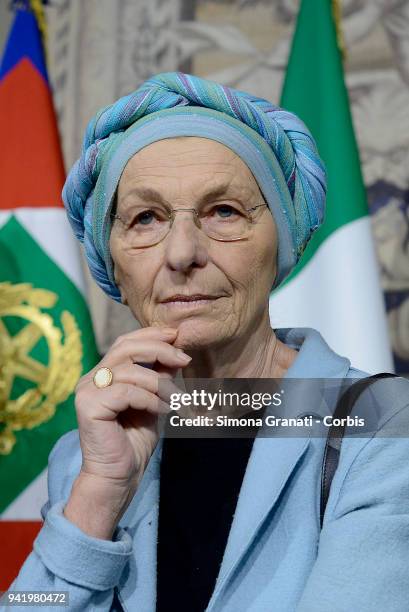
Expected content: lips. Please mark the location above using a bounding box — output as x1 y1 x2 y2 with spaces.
160 294 221 303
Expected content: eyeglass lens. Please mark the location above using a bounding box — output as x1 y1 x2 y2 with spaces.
112 201 265 247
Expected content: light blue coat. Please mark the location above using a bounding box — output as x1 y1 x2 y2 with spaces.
5 328 409 612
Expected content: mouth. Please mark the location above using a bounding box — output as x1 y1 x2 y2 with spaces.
159 294 224 308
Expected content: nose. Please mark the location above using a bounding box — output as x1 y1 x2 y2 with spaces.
164 209 208 272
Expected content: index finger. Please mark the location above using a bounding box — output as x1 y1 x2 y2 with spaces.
112 326 179 347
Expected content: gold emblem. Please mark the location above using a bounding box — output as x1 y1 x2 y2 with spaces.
0 282 83 455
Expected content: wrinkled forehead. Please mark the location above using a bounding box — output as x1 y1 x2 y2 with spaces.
116 136 264 211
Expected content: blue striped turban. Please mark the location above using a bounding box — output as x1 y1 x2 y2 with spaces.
63 72 326 302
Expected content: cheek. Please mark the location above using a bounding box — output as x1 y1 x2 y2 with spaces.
110 240 160 309
260 236 277 279
247 244 276 306
127 257 158 296
256 218 278 282
240 237 277 312
215 239 275 310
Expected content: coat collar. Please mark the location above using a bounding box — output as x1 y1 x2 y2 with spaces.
275 327 351 378
117 327 351 612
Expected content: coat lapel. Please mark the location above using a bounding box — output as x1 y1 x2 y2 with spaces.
209 435 310 607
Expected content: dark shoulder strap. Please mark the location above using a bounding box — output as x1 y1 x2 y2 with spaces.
320 372 398 529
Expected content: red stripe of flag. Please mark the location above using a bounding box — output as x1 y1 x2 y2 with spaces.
0 521 42 589
0 59 65 209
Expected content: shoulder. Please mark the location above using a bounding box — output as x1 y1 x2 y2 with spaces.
345 368 409 426
337 365 409 436
41 430 82 517
324 372 409 523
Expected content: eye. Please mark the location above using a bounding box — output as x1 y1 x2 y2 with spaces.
136 209 156 225
212 204 242 219
129 206 168 227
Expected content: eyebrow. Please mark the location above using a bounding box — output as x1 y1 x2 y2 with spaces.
119 184 249 208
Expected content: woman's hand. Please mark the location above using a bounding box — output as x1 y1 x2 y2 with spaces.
63 326 190 539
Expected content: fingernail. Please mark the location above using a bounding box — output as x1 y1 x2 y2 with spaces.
176 350 192 362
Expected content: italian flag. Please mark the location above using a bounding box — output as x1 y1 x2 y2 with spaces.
269 0 394 374
0 4 99 588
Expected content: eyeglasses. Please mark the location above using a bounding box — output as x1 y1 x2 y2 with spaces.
110 202 268 248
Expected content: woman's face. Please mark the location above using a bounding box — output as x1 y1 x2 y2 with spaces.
110 137 278 350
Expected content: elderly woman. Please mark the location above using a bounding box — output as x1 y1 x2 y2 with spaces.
9 72 409 612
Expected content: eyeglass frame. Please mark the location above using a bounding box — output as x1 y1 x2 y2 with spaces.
110 202 269 247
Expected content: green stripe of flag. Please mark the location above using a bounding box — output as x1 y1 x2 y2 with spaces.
0 216 99 512
279 0 368 283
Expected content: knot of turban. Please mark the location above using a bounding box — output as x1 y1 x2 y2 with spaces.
63 71 326 302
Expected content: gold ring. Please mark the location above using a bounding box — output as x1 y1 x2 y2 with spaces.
93 367 113 389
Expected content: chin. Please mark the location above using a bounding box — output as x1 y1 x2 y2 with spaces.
171 318 225 351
